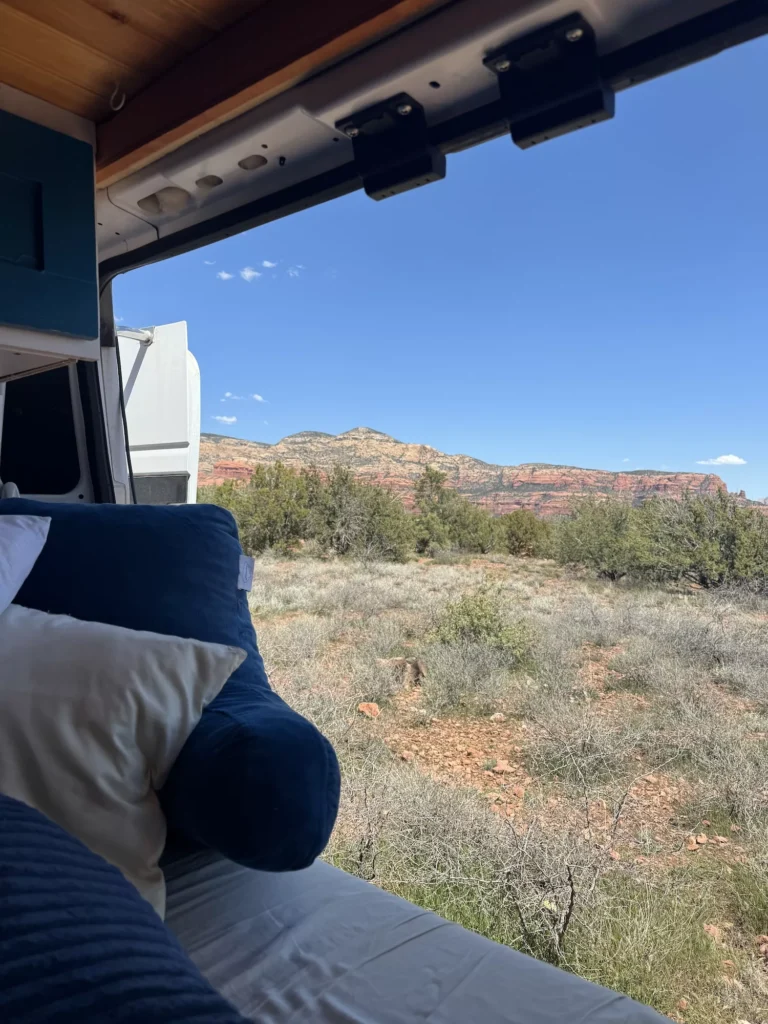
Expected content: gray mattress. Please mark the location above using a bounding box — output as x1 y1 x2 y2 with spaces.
165 851 668 1024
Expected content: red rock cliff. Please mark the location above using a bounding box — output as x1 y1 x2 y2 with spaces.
198 427 728 516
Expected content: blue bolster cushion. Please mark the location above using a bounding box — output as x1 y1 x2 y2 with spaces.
0 499 340 871
0 793 249 1023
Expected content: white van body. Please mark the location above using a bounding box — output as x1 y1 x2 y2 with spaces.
117 322 201 505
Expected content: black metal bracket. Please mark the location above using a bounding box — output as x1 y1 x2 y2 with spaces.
485 13 615 150
335 92 446 201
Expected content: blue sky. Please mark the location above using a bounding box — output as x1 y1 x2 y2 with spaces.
115 35 768 499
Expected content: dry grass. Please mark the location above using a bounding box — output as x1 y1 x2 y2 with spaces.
251 555 768 1023
420 642 520 715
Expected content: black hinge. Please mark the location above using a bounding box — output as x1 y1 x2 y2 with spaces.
335 93 446 201
485 13 615 149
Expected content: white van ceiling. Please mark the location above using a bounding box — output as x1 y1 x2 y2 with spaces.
92 0 766 269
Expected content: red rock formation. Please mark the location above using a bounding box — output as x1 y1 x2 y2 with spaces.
208 460 252 483
198 428 729 516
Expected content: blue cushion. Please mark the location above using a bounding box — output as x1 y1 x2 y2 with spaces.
0 499 340 871
0 794 249 1023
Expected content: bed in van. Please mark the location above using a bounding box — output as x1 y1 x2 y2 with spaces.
0 1 763 1020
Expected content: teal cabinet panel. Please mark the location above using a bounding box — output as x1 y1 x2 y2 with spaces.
0 110 97 339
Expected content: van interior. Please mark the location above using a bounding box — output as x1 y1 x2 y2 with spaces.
0 1 765 1021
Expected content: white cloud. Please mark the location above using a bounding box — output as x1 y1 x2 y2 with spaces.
287 267 300 278
263 420 269 425
622 458 630 463
204 260 216 265
252 393 266 402
262 260 277 268
696 454 747 466
114 313 125 324
240 266 261 281
216 270 234 280
213 415 237 425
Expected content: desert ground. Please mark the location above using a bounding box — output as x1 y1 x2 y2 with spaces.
250 554 768 1024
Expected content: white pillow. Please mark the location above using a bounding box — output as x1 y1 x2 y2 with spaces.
0 604 245 917
0 515 50 614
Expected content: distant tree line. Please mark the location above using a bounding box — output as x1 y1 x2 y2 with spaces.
199 465 415 562
557 491 768 588
199 464 768 587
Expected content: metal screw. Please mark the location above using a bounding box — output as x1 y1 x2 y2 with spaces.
396 102 413 116
346 126 360 138
565 27 584 42
493 58 511 73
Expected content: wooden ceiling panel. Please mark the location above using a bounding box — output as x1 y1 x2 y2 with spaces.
82 0 256 50
0 0 258 120
0 0 184 70
163 0 260 33
0 3 138 119
0 46 102 118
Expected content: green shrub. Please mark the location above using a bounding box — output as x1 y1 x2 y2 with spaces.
201 463 414 561
554 491 768 588
635 491 768 587
305 466 415 562
413 465 453 514
447 501 497 553
555 497 643 580
198 463 309 554
496 509 553 557
414 510 453 555
431 588 534 658
414 466 497 554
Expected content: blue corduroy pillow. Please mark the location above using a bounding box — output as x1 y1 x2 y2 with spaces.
0 499 340 871
0 793 249 1023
